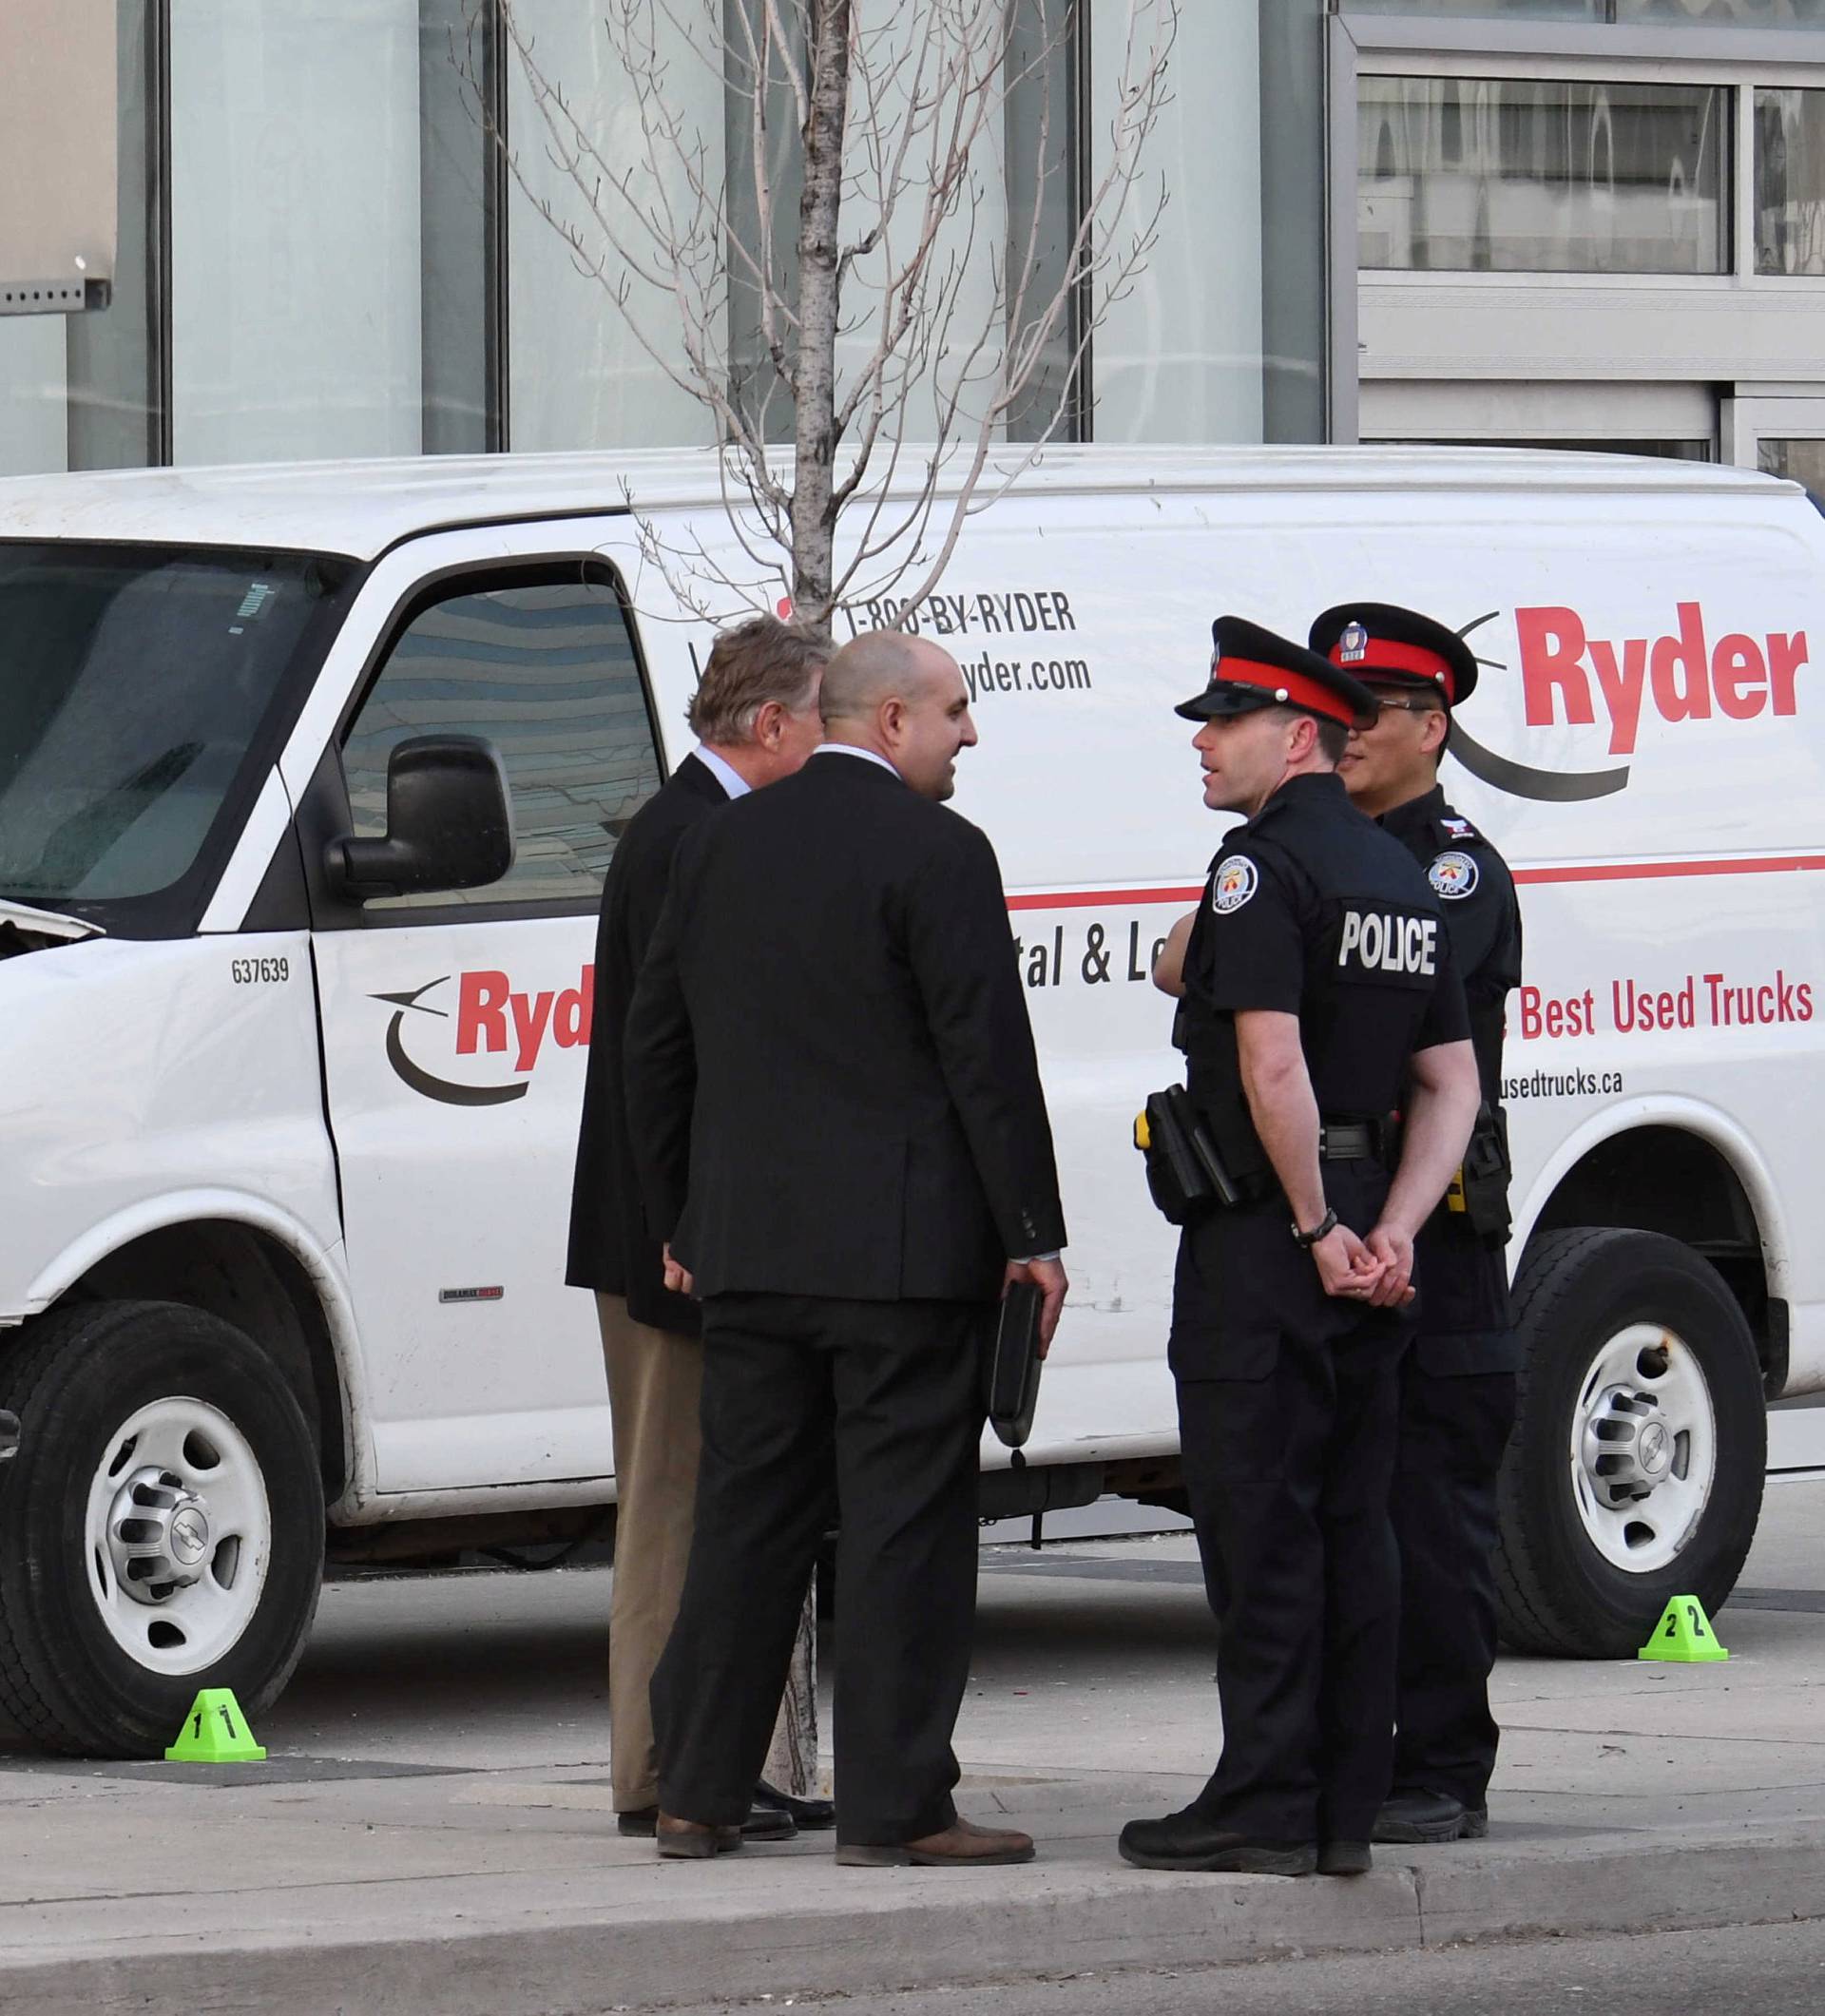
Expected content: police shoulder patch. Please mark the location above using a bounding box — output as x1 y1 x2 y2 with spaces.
1212 854 1259 914
1429 850 1480 900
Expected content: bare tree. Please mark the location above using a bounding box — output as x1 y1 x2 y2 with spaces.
469 0 1176 632
464 0 1172 1807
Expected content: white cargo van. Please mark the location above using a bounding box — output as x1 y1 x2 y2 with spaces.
0 447 1815 1754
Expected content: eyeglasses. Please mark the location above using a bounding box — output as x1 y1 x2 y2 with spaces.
1358 695 1440 727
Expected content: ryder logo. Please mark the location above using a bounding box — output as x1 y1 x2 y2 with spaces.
1447 605 1811 804
1517 604 1808 757
375 969 594 1104
456 968 593 1070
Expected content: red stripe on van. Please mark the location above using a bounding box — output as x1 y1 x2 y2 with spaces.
1512 855 1825 885
1006 887 1203 910
1005 854 1825 910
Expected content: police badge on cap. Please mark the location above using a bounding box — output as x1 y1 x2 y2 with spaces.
1308 603 1480 707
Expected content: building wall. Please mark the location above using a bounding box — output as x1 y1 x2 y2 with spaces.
1337 3 1825 474
6 3 1824 480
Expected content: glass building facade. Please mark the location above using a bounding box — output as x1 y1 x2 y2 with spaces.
5 2 1825 478
0 0 1325 477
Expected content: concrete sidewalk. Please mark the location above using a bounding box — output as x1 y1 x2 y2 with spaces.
6 1481 1825 2015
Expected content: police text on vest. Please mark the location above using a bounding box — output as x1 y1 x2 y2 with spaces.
1338 911 1437 977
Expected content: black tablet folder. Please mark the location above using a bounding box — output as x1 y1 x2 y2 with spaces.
986 1279 1044 1450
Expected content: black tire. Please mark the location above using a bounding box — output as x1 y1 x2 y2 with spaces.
1495 1227 1766 1659
0 1299 324 1757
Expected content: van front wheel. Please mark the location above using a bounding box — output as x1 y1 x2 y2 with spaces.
0 1299 323 1757
1494 1228 1766 1659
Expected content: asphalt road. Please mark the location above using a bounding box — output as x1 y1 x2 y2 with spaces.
637 1919 1825 2016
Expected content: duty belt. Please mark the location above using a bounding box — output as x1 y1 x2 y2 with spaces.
1317 1118 1398 1163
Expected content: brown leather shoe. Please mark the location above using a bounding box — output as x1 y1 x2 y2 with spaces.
624 1802 796 1842
655 1813 742 1858
836 1814 1036 1868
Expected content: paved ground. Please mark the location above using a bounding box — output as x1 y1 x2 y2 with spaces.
635 1919 1825 2016
5 1478 1825 2012
637 1919 1825 2016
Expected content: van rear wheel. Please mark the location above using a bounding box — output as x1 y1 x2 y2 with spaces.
0 1299 323 1757
1494 1228 1766 1659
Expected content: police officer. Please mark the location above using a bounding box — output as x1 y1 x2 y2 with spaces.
1311 602 1525 1847
1122 617 1481 1879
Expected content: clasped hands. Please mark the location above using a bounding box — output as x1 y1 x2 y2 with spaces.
1309 1220 1416 1309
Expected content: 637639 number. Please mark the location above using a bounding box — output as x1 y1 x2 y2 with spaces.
230 956 290 985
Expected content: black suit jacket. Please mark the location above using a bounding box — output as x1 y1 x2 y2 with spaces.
566 751 729 1331
624 751 1066 1304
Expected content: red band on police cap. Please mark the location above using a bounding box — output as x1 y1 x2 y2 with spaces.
1212 655 1360 727
1328 635 1456 702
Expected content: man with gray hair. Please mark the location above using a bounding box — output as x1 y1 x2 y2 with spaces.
626 630 1067 1868
568 611 832 1841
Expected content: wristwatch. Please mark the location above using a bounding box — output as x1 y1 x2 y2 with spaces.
1290 1208 1338 1248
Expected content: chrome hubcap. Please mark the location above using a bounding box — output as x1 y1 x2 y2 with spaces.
84 1398 271 1676
1570 1324 1717 1575
108 1467 214 1599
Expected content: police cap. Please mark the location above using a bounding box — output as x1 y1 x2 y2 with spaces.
1308 602 1479 707
1176 616 1375 730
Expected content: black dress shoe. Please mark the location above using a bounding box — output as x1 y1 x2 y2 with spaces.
1316 1840 1373 1876
740 1798 798 1841
619 1801 797 1841
1372 1790 1489 1845
1118 1808 1316 1876
755 1778 836 1831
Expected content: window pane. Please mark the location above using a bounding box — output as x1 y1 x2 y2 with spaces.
503 4 724 451
171 0 424 462
1758 436 1825 496
0 319 68 478
1359 77 1729 275
1346 1 1600 15
342 578 660 911
1091 0 1268 442
1757 89 1825 277
67 0 161 470
0 545 338 907
1619 0 1825 20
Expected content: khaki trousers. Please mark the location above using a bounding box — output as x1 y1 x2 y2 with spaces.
600 1294 705 1813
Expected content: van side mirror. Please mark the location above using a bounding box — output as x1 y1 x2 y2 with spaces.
327 735 515 900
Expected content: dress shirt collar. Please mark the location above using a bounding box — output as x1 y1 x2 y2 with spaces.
692 742 753 800
812 741 903 781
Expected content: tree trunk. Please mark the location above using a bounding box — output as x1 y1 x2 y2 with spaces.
762 1586 820 1799
788 0 851 632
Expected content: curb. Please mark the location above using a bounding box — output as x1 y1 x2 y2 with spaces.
10 1826 1825 2015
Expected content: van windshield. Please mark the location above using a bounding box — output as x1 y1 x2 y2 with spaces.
0 544 349 917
